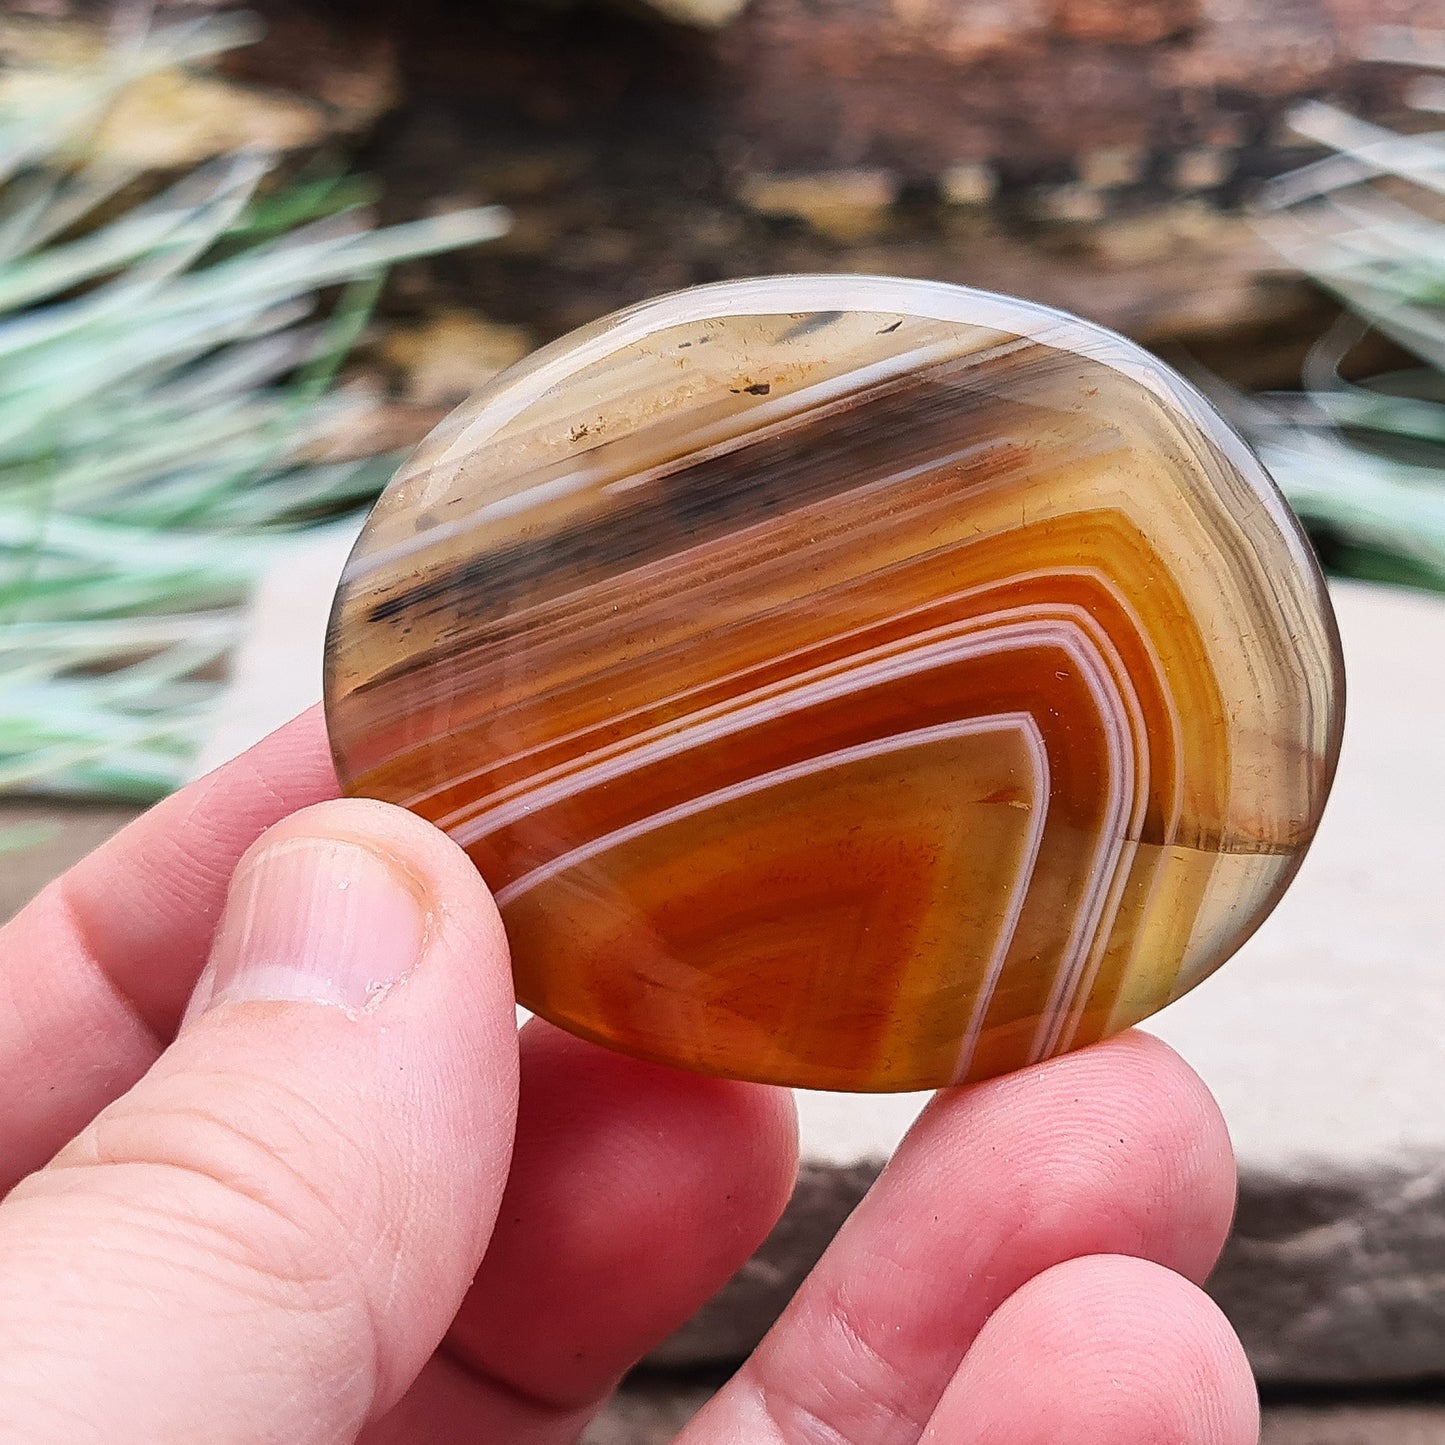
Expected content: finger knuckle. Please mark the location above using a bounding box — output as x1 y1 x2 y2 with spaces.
60 1070 376 1312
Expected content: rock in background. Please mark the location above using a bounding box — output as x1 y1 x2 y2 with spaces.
225 0 1436 389
19 0 1438 390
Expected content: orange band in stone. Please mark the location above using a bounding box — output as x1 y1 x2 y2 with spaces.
324 276 1343 1091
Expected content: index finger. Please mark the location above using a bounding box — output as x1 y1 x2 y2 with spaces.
679 1030 1238 1445
0 706 338 1185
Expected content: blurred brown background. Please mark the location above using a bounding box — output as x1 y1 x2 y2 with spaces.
197 0 1439 388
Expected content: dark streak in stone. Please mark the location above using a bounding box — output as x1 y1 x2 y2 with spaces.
779 312 844 342
363 344 1049 632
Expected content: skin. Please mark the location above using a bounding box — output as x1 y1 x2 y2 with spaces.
0 707 1260 1443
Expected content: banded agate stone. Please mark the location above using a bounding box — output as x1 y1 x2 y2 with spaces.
324 276 1343 1092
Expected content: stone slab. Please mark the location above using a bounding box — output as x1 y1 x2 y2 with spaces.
1261 1400 1445 1445
189 523 362 780
166 541 1445 1384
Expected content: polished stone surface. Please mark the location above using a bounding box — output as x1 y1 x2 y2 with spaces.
324 276 1343 1091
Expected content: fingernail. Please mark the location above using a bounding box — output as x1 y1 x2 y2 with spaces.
188 834 428 1020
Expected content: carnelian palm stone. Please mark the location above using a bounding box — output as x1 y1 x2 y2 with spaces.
324 276 1344 1092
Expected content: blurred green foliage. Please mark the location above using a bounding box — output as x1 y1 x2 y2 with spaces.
1251 85 1445 595
0 14 506 797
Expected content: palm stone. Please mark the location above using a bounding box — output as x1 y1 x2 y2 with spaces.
324 276 1344 1091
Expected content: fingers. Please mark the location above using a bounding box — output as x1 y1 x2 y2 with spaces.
0 706 337 1184
682 1031 1237 1445
921 1255 1259 1444
0 787 799 1445
367 1025 800 1444
0 799 519 1444
451 1025 798 1417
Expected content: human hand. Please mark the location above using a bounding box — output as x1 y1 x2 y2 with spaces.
0 707 1258 1443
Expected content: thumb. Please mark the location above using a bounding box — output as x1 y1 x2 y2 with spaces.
0 800 519 1444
